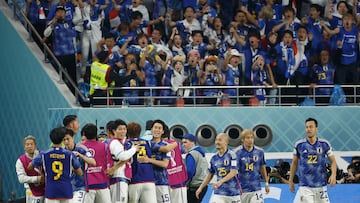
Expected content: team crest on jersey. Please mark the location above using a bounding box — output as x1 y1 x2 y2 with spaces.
89 148 95 156
224 159 230 166
253 155 259 162
317 147 322 154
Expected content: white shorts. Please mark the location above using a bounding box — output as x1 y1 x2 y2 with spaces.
45 199 70 203
110 181 129 203
155 185 171 203
241 190 264 203
26 188 44 203
209 194 241 203
84 188 111 203
128 182 157 203
299 186 330 203
71 190 86 203
169 186 187 203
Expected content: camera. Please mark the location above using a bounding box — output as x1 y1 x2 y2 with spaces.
98 126 107 139
158 53 167 61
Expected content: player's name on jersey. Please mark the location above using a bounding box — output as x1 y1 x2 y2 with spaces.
50 153 66 159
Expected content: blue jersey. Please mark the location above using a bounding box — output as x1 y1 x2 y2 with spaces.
236 145 266 192
209 149 240 196
143 60 157 97
152 141 170 186
32 147 81 199
70 143 93 192
125 138 161 184
52 22 76 56
293 138 334 188
337 26 359 65
310 64 335 95
222 65 240 96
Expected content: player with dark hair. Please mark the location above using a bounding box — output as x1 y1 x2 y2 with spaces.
30 127 83 203
81 123 112 203
289 118 337 203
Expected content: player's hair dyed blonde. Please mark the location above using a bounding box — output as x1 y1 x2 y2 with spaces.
23 135 37 145
240 129 254 140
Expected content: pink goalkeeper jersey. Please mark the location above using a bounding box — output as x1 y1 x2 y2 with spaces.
166 139 187 187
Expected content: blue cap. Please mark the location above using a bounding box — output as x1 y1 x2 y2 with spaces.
182 133 196 143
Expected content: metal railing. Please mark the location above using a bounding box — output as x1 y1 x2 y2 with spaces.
10 0 89 103
88 84 360 108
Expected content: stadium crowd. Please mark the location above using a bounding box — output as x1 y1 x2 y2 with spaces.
7 0 360 106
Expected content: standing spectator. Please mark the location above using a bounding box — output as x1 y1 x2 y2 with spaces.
289 118 337 203
168 27 186 57
199 56 224 105
167 6 201 45
81 0 109 80
119 52 145 105
222 49 241 104
160 55 187 105
30 127 83 202
252 55 269 105
321 13 359 86
183 49 201 104
309 49 335 104
15 135 45 203
301 4 324 55
236 129 270 203
195 133 241 203
82 123 112 203
44 6 78 93
26 0 49 49
272 6 301 40
89 51 114 106
63 128 96 203
181 133 208 203
63 114 80 135
216 0 240 28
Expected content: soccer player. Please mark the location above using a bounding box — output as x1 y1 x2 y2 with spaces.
63 128 96 203
63 114 80 135
289 117 337 203
81 123 112 203
148 119 172 203
196 133 241 203
125 122 177 203
107 119 138 203
236 129 269 203
30 127 83 203
16 135 45 203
